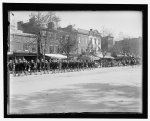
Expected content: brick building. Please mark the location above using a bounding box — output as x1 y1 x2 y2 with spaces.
101 35 114 52
11 18 102 59
10 33 37 53
77 28 89 54
8 20 38 60
114 37 142 56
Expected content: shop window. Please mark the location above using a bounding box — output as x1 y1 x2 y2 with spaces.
49 45 54 53
23 43 28 51
32 44 37 52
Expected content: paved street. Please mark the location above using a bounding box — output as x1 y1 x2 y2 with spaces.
9 66 142 114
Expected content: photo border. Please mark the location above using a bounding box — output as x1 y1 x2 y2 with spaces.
3 3 148 118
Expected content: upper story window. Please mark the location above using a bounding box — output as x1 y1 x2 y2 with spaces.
23 43 28 51
78 36 81 44
49 45 54 54
16 42 22 50
32 44 37 52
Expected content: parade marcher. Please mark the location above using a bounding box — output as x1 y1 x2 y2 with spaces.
26 60 30 74
83 60 87 70
36 59 41 74
58 59 62 73
41 59 45 74
55 59 59 73
56 59 59 73
45 60 49 73
53 59 57 73
8 60 14 74
72 60 76 72
69 60 73 72
64 60 68 72
51 59 55 74
18 59 23 75
29 60 36 75
61 60 65 72
130 57 134 67
49 59 52 72
14 59 20 76
22 58 28 75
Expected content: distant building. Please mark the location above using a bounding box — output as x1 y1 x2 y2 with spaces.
37 22 76 56
14 18 103 58
56 25 78 56
10 33 37 54
10 20 21 34
17 18 41 34
77 28 89 54
101 35 114 52
17 19 60 55
88 29 102 54
114 37 142 56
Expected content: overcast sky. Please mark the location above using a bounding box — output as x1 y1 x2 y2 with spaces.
10 11 142 41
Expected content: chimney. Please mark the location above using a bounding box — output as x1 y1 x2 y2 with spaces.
67 25 73 31
48 22 55 30
89 29 93 35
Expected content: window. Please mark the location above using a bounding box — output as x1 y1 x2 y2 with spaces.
49 45 54 53
54 45 58 53
32 44 37 52
78 36 81 44
23 43 28 51
16 42 22 50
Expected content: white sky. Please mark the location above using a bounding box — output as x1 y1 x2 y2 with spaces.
10 11 142 41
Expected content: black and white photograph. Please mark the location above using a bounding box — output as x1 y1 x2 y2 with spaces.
3 3 148 118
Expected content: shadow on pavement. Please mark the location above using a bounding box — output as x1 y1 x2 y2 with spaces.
9 83 142 114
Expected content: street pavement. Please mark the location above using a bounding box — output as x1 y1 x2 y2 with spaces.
9 66 142 114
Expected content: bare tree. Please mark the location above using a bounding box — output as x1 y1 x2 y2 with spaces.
99 27 114 58
58 34 77 59
100 27 114 37
29 11 61 29
28 11 61 59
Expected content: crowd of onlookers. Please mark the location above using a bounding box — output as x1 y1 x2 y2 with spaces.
7 56 141 77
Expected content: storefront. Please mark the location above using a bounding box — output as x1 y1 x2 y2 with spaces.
7 51 38 61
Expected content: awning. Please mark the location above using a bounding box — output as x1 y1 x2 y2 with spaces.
90 55 100 60
117 54 125 57
103 56 114 59
7 51 13 55
45 54 67 59
96 53 103 58
78 55 91 61
7 51 37 56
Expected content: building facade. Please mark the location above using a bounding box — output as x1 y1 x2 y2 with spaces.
17 20 78 56
101 35 114 52
88 29 102 54
77 28 89 54
11 19 102 59
10 33 37 53
114 37 142 56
